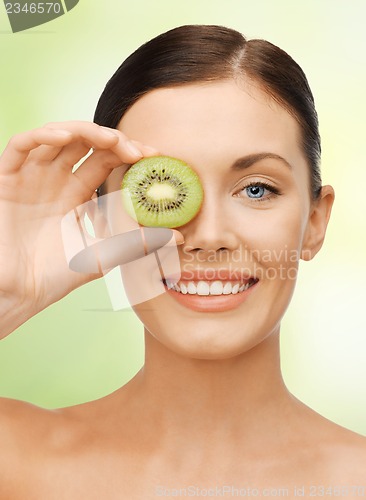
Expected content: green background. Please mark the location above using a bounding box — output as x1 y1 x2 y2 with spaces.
0 0 365 435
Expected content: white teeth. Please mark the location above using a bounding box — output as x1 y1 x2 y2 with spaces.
165 279 255 295
209 280 223 295
196 281 210 296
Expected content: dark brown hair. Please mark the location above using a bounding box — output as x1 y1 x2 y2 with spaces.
94 25 322 199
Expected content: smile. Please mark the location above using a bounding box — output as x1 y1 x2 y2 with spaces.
163 278 257 296
161 275 259 313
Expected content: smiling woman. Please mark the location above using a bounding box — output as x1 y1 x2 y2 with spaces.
0 24 365 498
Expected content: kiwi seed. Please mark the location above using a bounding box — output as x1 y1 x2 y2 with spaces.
121 156 204 228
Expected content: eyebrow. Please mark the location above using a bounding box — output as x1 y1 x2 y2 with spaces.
231 153 293 171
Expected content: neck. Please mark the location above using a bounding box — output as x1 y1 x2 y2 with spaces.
120 327 296 450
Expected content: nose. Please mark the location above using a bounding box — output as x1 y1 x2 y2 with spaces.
181 189 241 256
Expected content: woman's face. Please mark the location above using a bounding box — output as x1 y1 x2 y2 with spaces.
106 79 322 360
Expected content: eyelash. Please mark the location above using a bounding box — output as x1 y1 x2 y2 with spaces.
236 181 281 202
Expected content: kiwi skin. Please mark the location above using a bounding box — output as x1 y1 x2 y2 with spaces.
121 156 204 228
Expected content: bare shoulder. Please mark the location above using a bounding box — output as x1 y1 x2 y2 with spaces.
0 396 77 496
327 425 366 482
289 398 366 485
307 412 366 484
0 395 90 454
0 397 42 494
0 395 49 450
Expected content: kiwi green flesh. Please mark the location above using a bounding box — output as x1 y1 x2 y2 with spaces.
121 156 204 228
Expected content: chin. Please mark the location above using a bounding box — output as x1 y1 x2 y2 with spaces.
136 303 276 361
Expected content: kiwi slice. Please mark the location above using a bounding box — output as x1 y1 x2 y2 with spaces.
121 156 204 228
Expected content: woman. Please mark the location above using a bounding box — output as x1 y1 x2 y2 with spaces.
0 25 365 498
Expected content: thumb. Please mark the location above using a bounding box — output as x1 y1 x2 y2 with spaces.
68 226 177 273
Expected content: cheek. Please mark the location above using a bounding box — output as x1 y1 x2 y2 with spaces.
238 202 305 280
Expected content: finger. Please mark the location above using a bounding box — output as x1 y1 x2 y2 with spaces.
71 134 162 194
45 121 144 166
130 140 160 157
27 144 64 163
168 229 185 246
62 194 183 274
72 139 161 204
72 149 127 193
44 121 122 152
13 125 99 166
0 128 73 173
26 123 121 167
53 136 147 172
52 141 92 170
68 227 175 273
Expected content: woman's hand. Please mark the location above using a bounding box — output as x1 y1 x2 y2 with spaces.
0 121 153 337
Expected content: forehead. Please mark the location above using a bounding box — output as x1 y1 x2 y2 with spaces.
118 80 305 171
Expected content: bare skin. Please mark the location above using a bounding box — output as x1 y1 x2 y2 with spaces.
0 335 365 499
0 82 365 499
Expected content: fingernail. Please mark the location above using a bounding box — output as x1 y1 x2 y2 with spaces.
172 231 185 245
168 229 184 246
126 140 143 158
100 127 119 139
143 145 160 155
131 140 159 156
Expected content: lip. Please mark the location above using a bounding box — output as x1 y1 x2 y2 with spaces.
162 276 259 313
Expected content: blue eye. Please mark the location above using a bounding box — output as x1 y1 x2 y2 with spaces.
236 181 281 202
246 185 266 199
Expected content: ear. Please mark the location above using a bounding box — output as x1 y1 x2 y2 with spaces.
301 185 335 261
